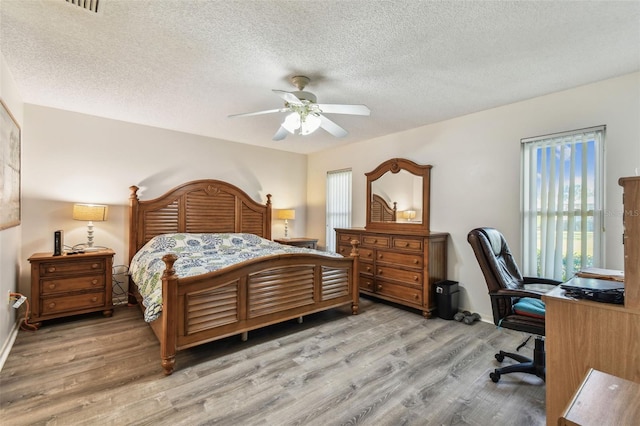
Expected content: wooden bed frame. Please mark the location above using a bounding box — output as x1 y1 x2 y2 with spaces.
128 179 359 375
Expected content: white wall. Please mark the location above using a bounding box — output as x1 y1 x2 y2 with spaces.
18 106 309 298
0 52 24 370
308 72 640 322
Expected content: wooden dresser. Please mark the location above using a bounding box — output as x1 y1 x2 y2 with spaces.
28 250 115 327
543 176 640 425
336 228 448 317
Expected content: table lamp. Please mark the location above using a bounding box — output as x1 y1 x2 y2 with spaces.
277 209 295 238
73 203 108 251
402 210 416 222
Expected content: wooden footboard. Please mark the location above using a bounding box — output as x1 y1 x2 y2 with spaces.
158 246 359 375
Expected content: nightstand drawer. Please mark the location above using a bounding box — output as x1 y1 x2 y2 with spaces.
40 259 106 277
41 276 105 295
41 292 105 315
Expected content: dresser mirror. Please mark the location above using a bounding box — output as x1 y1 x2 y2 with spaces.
365 158 431 232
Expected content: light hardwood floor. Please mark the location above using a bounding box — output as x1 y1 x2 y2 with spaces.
0 297 545 425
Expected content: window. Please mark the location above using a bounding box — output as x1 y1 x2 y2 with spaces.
521 126 604 281
326 169 352 253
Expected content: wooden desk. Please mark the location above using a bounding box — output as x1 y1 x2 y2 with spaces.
559 369 640 426
543 285 640 425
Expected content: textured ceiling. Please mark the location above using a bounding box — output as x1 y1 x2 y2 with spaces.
1 1 639 154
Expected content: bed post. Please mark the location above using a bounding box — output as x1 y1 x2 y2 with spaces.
265 194 272 240
128 186 140 306
350 239 360 315
161 253 179 375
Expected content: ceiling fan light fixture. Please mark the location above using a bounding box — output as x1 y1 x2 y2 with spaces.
300 114 321 135
282 112 300 133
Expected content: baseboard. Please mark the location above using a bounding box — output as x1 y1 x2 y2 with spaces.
0 320 20 372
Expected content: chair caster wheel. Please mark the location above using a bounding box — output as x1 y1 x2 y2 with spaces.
490 371 501 383
495 353 505 362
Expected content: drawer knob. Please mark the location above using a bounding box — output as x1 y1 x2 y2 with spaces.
415 294 419 300
48 283 56 290
378 270 383 275
413 259 419 264
378 254 383 259
91 297 98 302
377 285 382 291
48 302 56 308
91 263 99 269
47 267 56 273
366 266 372 272
367 252 372 258
91 279 98 285
413 276 418 281
404 242 409 247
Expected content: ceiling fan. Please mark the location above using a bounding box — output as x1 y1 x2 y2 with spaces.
228 76 370 141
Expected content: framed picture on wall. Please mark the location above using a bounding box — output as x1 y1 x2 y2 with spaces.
1 99 21 230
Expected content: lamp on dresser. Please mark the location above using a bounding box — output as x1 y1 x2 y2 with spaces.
277 209 295 239
73 203 108 251
402 210 416 222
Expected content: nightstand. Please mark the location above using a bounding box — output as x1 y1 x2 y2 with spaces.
274 237 318 250
28 249 115 327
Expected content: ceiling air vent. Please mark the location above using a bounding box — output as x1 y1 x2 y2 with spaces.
64 0 100 14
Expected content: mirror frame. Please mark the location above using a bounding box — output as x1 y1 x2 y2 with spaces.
365 158 431 233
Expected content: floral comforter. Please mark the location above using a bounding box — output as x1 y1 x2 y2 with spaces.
130 233 340 322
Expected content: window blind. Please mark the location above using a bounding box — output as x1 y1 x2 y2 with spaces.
326 169 352 253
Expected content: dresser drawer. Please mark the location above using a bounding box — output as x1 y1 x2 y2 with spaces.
40 276 105 295
40 292 105 315
376 265 423 285
392 237 423 251
361 235 390 248
359 275 375 292
376 250 423 268
39 259 106 277
360 262 375 275
337 232 360 245
358 247 374 262
337 245 354 257
376 280 422 304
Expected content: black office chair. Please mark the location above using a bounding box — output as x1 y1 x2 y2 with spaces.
467 227 561 382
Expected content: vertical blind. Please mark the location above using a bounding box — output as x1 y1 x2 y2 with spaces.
326 169 352 253
521 126 604 280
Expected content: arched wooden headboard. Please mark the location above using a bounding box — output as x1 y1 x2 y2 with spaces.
128 179 272 263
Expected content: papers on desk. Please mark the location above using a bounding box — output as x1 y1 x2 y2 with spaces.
576 267 624 282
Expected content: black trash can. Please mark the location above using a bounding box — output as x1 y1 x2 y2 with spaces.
435 280 459 320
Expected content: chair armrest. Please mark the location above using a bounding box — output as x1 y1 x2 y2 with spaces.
523 276 562 286
490 288 545 300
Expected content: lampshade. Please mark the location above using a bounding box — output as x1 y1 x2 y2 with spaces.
277 209 296 220
280 111 321 136
402 210 416 220
300 114 321 135
73 204 108 221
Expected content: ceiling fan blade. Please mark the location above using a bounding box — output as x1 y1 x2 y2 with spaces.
273 90 303 105
228 108 287 118
316 103 370 116
318 114 348 138
272 126 289 141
